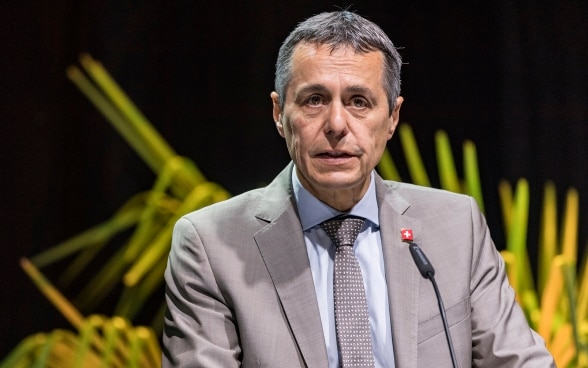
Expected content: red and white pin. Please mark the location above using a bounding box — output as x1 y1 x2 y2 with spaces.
401 228 413 242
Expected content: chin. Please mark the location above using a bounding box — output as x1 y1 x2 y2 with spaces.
312 173 365 191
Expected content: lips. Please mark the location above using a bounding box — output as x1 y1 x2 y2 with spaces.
315 150 355 158
313 151 358 167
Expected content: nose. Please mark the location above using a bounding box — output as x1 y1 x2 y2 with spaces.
323 101 348 137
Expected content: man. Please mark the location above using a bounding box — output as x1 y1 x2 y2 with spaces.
163 10 555 367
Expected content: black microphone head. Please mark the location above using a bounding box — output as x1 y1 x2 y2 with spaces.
409 243 435 278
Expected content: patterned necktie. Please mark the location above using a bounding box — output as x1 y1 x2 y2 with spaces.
320 216 375 368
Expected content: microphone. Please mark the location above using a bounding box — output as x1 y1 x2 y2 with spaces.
408 242 458 368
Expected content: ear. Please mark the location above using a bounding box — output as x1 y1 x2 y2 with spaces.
270 91 285 137
388 96 404 139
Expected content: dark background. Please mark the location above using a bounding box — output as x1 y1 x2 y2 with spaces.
1 0 587 357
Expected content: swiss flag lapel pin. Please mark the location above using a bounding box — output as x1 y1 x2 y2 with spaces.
401 228 413 242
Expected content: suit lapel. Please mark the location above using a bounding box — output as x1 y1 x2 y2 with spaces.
376 178 422 368
254 164 328 367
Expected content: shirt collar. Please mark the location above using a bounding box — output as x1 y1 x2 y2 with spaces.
292 166 380 231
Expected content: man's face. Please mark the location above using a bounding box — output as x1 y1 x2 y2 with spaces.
271 42 403 209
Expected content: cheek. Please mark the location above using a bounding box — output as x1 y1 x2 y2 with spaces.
282 123 301 156
375 119 394 142
284 121 310 149
365 124 392 158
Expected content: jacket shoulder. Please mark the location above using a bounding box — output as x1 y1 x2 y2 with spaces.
181 187 266 224
382 180 477 212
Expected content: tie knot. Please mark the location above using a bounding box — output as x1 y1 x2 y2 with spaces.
320 216 366 247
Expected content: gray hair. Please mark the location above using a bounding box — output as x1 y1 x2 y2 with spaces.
274 10 402 114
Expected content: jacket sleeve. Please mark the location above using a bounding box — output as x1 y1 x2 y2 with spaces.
468 197 555 367
162 217 241 367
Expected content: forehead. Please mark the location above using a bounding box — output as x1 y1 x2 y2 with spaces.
288 42 386 92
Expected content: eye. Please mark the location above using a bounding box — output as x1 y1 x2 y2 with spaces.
351 97 369 108
307 95 324 106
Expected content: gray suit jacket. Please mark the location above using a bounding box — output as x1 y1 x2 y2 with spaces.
163 163 554 367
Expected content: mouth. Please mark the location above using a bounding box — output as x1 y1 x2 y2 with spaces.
314 150 357 161
317 150 352 157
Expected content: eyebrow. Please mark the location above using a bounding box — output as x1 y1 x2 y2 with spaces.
294 84 328 100
293 84 378 104
347 85 378 104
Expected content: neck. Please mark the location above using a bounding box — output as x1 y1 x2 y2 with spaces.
296 170 371 212
317 189 365 212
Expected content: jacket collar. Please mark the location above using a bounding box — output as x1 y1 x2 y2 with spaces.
375 178 422 367
253 163 329 366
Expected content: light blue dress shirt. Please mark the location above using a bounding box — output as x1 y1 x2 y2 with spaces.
292 168 395 368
